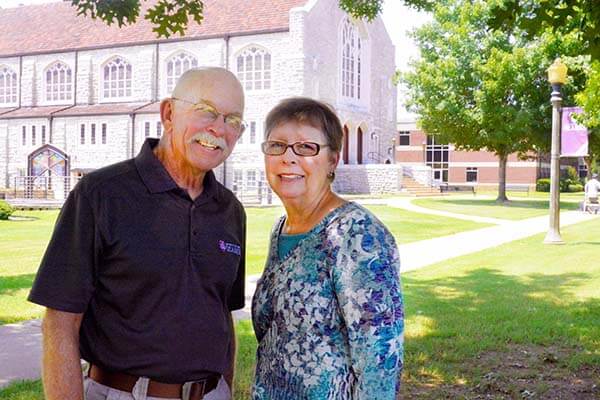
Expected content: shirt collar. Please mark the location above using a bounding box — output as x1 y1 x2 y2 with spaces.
135 138 222 201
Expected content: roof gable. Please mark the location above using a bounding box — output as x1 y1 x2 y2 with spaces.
0 0 307 57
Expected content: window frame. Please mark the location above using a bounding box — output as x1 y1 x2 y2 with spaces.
398 131 410 146
466 167 478 183
339 17 369 105
0 65 18 106
44 61 73 104
91 123 96 145
100 56 133 102
80 124 85 145
165 51 198 95
235 46 272 92
156 121 162 137
101 123 107 144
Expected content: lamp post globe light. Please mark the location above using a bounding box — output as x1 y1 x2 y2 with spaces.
544 58 568 244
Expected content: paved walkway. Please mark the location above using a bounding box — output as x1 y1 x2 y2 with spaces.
1 197 598 388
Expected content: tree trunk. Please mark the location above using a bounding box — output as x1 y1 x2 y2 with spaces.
584 156 593 179
496 154 508 202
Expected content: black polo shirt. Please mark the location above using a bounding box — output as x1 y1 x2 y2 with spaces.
29 138 246 383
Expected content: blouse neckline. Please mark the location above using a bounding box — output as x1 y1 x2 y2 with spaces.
273 201 356 262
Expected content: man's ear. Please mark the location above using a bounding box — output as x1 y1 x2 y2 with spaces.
160 98 174 134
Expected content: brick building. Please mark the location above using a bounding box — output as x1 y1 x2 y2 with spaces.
395 119 541 189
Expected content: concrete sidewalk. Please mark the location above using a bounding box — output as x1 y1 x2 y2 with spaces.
1 199 598 389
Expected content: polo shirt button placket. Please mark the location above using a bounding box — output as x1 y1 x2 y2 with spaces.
190 204 196 252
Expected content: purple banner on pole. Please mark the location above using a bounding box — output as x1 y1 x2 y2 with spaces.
561 107 588 157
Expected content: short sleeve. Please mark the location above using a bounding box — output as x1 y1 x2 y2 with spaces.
228 209 246 311
331 211 404 399
28 186 98 313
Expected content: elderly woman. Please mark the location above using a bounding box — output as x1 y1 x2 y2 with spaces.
251 97 404 399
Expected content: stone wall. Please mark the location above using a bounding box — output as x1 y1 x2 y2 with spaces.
333 164 403 194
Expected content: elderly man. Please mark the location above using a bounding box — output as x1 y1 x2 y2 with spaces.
28 67 246 400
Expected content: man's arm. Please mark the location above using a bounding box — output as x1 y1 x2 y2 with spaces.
42 308 84 400
224 312 236 390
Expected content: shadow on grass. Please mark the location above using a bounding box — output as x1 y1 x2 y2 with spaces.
570 241 600 246
0 274 36 297
439 198 580 210
402 268 600 397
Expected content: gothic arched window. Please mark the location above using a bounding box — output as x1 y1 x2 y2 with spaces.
166 52 198 94
102 57 132 99
45 62 73 101
0 66 18 104
341 18 363 100
236 47 271 91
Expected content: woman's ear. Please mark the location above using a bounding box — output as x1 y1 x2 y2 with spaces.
330 151 340 169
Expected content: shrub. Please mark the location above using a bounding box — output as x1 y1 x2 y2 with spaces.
536 178 550 192
567 183 583 192
0 200 14 220
564 165 580 183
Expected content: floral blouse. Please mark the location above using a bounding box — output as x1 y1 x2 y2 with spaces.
251 202 404 399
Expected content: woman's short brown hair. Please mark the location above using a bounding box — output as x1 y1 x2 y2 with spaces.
264 97 343 153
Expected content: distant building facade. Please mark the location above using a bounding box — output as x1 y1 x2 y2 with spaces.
0 0 398 201
395 119 544 188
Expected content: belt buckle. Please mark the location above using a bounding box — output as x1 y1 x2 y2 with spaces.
188 379 207 400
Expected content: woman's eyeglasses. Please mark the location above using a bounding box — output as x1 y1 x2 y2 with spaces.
172 97 247 134
261 140 329 157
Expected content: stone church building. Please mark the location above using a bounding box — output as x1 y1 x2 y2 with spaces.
0 0 399 202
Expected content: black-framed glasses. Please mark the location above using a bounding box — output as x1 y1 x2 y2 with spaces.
261 140 329 157
172 97 247 134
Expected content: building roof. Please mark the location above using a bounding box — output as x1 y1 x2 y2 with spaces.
53 103 152 117
134 101 161 114
0 0 307 57
0 107 17 116
1 105 73 119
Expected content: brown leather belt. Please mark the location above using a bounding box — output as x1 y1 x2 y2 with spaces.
88 364 219 399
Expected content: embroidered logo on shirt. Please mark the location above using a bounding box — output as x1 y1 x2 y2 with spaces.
218 240 241 256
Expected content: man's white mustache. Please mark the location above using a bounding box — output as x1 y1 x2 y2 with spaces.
188 132 229 153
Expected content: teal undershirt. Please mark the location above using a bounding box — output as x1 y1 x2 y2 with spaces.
278 232 309 260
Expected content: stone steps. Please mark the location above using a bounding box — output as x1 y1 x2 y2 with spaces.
402 177 444 197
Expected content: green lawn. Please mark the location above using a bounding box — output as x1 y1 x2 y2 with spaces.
1 205 489 319
413 196 581 220
363 205 489 243
400 218 600 397
1 216 599 398
0 211 58 324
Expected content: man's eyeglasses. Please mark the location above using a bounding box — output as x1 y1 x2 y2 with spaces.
172 97 247 134
261 140 329 157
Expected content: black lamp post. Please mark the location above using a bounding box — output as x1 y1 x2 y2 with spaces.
544 58 567 244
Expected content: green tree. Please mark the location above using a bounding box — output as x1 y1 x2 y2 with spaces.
403 0 585 202
575 62 600 176
71 0 204 38
486 0 600 62
71 0 395 38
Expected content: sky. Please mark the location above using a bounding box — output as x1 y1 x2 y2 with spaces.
1 0 431 117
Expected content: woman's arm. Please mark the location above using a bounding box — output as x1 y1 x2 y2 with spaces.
332 215 404 399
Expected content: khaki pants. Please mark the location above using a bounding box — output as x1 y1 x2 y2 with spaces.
84 375 231 400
